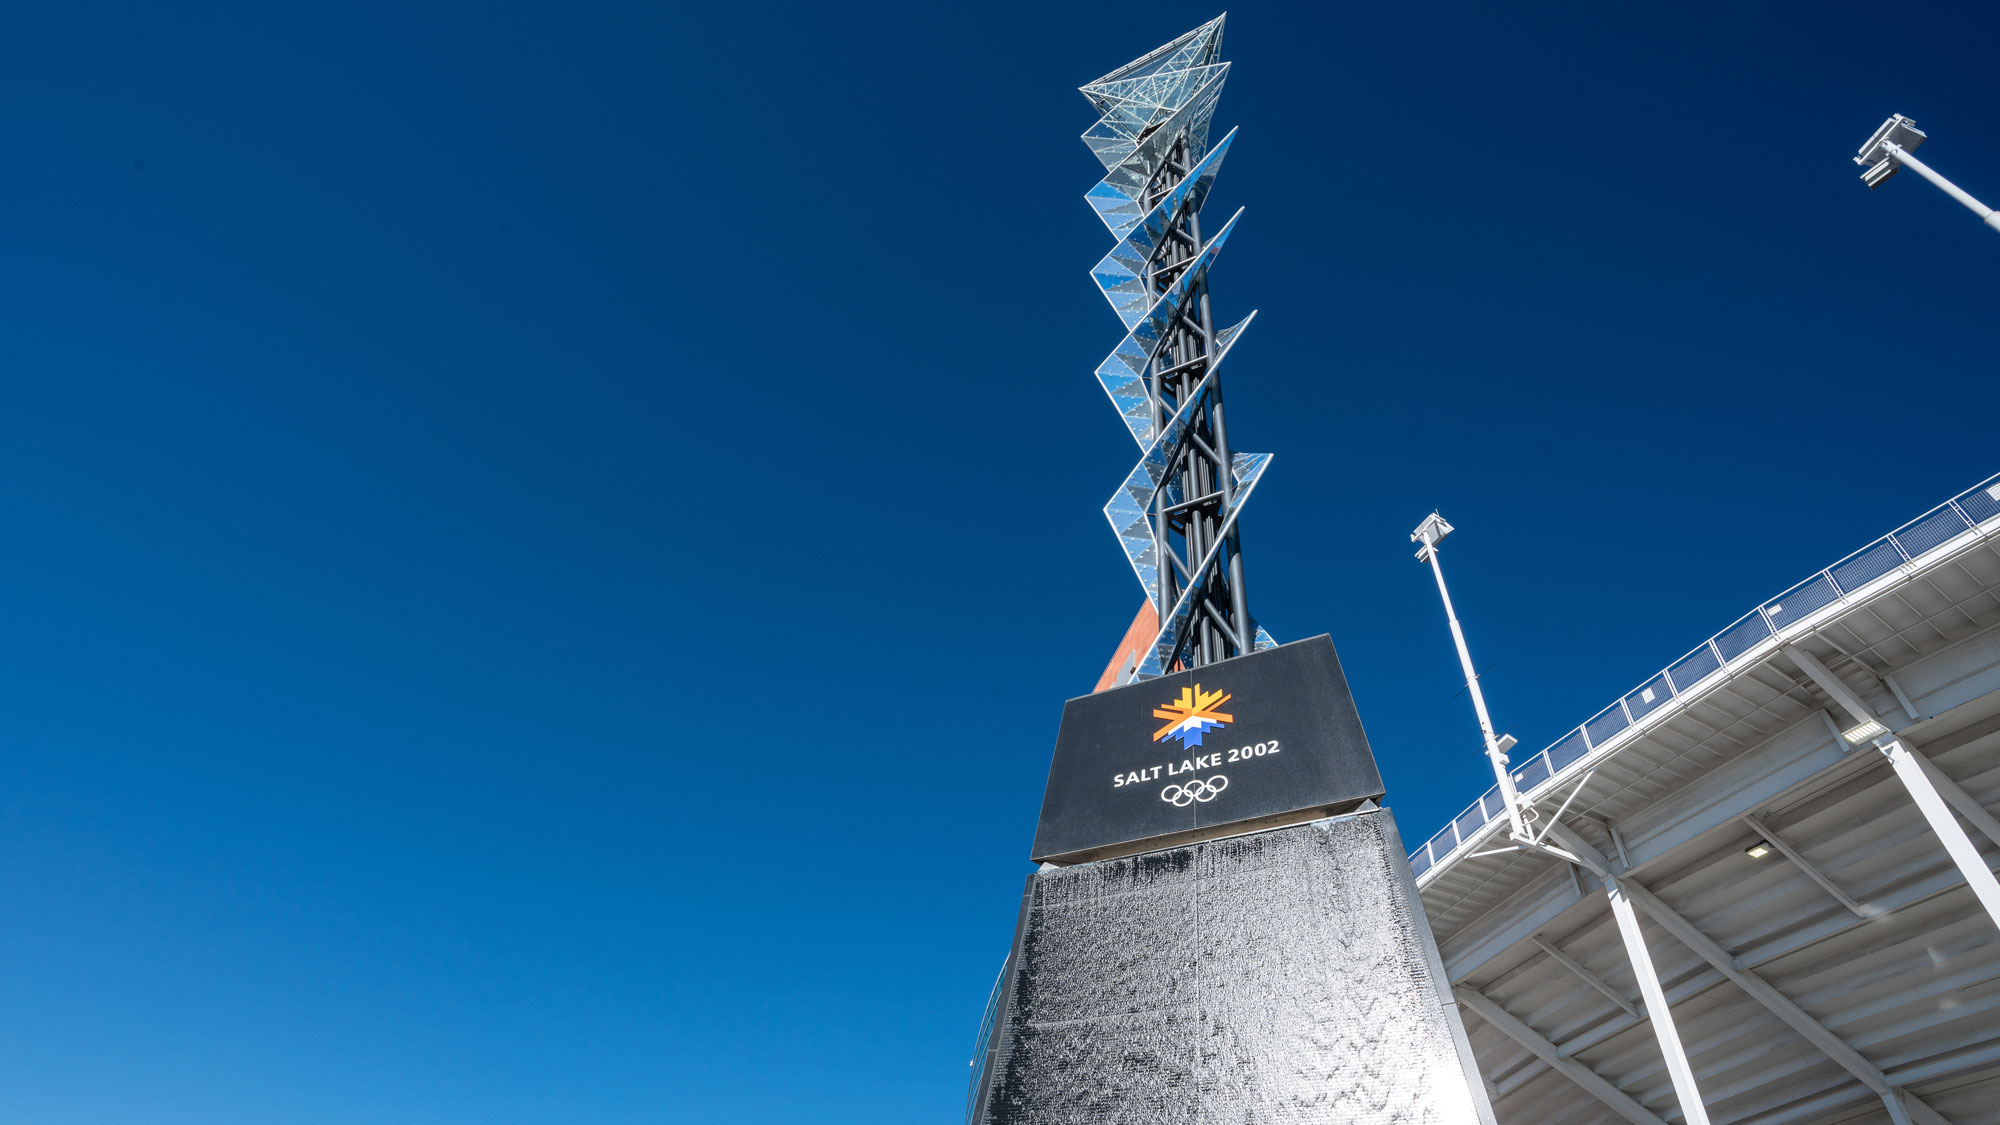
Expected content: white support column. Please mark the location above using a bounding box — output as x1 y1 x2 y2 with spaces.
1453 986 1669 1125
1603 874 1713 1125
1881 735 2000 935
1535 819 1954 1122
1540 823 1713 1125
1785 645 2000 935
1908 744 2000 849
1613 871 1951 1122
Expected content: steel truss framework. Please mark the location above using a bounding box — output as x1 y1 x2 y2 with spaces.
1083 14 1275 679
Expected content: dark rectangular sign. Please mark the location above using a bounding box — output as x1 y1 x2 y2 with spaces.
1030 635 1385 864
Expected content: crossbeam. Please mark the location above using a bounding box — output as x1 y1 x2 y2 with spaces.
1532 935 1639 1019
1619 874 1948 1123
1785 643 2000 934
1910 742 2000 848
1453 986 1668 1125
1738 812 1867 917
1543 820 1950 1125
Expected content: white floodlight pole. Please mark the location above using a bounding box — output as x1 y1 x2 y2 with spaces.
1855 113 2000 234
1882 143 1999 229
1412 513 1528 839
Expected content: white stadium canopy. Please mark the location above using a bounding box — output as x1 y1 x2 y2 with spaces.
1415 473 2000 1125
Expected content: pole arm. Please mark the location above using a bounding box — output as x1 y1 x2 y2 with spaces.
1884 141 2000 233
1420 542 1529 837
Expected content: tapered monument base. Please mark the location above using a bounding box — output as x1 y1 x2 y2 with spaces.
971 808 1495 1125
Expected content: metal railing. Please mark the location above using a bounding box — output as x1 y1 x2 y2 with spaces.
964 953 1010 1125
1409 472 2000 879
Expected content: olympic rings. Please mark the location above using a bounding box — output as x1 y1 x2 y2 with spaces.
1160 775 1229 806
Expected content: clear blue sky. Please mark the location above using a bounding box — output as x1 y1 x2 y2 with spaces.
1 1 1995 1121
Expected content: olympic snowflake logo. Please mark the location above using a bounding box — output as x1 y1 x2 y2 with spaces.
1152 683 1234 750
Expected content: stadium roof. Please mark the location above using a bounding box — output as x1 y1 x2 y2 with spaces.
1415 472 2000 1124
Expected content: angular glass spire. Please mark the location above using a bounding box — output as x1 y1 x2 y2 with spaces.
1077 15 1274 680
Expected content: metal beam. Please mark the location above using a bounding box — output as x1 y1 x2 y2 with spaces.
1782 645 1882 730
1603 873 1713 1125
1881 734 2000 933
1542 823 1713 1125
1786 644 2000 933
1440 708 1904 984
1787 645 1999 847
1886 1087 1955 1125
1615 715 1853 876
1442 864 1586 982
1543 818 1956 1121
1908 742 2000 849
1739 812 1867 917
1532 936 1639 1018
1882 671 1922 722
1453 986 1669 1125
1610 854 1951 1123
1814 690 2000 849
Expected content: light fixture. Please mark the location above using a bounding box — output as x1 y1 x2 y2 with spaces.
1852 113 2000 234
1842 719 1889 745
1745 840 1774 859
1410 512 1453 560
1855 114 1927 189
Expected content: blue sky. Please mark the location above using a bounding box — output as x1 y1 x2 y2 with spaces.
1 1 1996 1121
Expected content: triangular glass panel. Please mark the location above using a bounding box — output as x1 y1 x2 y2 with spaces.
1079 16 1224 95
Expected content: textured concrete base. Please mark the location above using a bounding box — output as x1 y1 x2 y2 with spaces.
974 810 1495 1125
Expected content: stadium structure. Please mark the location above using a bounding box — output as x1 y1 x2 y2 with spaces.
1415 474 2000 1124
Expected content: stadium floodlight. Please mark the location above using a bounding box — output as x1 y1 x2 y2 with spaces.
1412 513 1529 839
1854 113 2000 233
1855 114 1927 189
1411 512 1453 556
1744 840 1773 859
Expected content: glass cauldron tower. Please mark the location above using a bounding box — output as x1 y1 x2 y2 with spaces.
1085 14 1274 681
967 19 1497 1125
